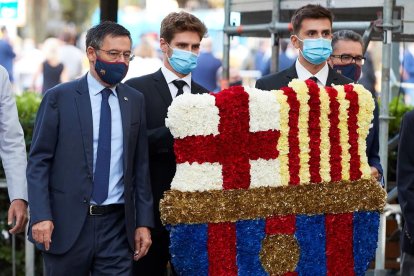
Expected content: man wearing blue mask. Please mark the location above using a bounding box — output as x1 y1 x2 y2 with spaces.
27 21 154 275
255 4 351 90
125 11 209 276
328 30 382 182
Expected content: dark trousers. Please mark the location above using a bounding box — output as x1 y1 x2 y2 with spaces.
401 252 414 276
43 207 132 276
133 227 176 276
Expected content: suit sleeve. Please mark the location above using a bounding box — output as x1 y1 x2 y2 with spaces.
134 94 154 227
398 111 414 240
0 67 27 202
367 98 383 176
255 78 265 90
27 92 59 225
147 126 174 155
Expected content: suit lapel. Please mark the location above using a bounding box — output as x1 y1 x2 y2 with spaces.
116 85 131 176
190 81 207 94
75 76 94 177
326 67 339 86
153 69 173 106
286 64 299 84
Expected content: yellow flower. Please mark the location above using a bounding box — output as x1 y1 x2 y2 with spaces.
319 87 331 182
289 80 310 184
274 90 290 186
334 85 351 180
353 84 375 179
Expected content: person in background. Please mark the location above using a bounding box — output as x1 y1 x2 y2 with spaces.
328 29 382 182
260 39 296 77
192 37 222 91
401 43 414 105
123 36 162 81
32 38 69 95
0 65 28 235
255 4 351 90
126 11 208 276
58 29 84 80
398 109 414 274
27 21 153 275
0 26 16 82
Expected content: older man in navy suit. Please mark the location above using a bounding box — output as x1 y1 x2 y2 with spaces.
27 21 153 275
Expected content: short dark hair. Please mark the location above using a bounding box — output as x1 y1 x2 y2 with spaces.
291 4 333 34
86 21 131 49
160 11 207 44
332 30 364 50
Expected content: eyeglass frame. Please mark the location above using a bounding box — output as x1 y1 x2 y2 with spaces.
330 54 365 65
96 48 135 61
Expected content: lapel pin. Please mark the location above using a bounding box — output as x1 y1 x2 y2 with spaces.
124 97 128 101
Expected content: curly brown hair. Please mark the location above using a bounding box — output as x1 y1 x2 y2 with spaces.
291 4 333 34
160 11 207 43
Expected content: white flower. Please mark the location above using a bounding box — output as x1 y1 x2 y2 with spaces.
250 158 282 188
171 162 223 192
244 87 281 132
166 94 220 138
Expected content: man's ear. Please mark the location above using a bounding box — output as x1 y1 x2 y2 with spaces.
160 38 168 54
290 34 300 50
327 56 333 67
86 46 96 62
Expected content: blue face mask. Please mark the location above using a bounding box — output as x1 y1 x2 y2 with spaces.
332 63 362 82
168 46 198 75
296 36 332 65
95 57 128 85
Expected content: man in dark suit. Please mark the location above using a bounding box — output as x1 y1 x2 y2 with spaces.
255 4 351 91
328 30 382 181
27 21 153 275
398 110 414 274
125 11 208 276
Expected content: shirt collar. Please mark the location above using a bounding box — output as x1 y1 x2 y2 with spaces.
161 66 192 88
87 72 118 97
295 59 329 86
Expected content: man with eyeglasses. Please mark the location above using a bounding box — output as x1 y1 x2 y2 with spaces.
255 4 351 91
327 30 382 182
125 11 208 276
27 21 154 275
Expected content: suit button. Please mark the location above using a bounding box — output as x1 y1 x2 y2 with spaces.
83 198 87 203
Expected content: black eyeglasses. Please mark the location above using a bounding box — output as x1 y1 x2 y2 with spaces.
96 48 135 61
330 54 365 65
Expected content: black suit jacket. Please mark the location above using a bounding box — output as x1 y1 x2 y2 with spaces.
398 110 414 254
255 63 352 91
27 75 154 254
125 69 209 228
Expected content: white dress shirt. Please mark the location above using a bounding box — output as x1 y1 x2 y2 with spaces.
295 59 329 86
87 73 124 205
161 66 192 98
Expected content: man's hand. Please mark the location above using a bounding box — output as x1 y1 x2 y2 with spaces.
371 166 380 181
134 227 152 261
8 199 28 234
32 220 54 250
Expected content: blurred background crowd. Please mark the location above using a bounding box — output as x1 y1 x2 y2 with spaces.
3 0 413 104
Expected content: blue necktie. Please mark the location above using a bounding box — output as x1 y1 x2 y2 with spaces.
92 88 112 205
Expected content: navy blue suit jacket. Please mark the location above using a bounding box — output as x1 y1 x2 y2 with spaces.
366 99 382 176
398 110 414 254
27 75 154 254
